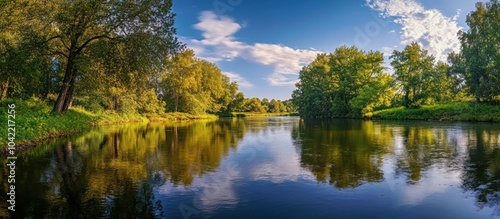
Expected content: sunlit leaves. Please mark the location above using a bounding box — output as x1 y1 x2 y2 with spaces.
161 49 238 115
293 46 390 118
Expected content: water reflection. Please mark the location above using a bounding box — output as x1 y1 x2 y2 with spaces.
461 126 500 214
292 119 500 215
292 120 388 188
393 125 460 185
7 120 246 218
2 118 500 218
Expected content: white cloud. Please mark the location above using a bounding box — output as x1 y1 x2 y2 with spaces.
367 0 462 62
189 11 248 62
224 72 253 88
187 11 321 86
381 46 395 57
250 43 319 74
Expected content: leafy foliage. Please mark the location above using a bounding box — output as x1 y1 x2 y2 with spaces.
456 0 500 102
160 49 238 115
390 42 436 108
293 46 392 118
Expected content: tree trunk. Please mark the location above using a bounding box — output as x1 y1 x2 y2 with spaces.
53 56 75 113
404 87 410 108
1 76 10 100
62 70 77 112
62 84 74 111
174 93 179 112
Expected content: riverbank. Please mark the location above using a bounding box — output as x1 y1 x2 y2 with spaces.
0 99 217 152
370 102 500 122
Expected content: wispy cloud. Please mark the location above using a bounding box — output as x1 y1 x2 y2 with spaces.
186 11 321 86
381 46 395 57
189 11 248 62
367 0 462 62
224 72 253 88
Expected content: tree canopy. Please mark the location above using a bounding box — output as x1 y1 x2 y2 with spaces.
293 46 393 118
456 1 500 101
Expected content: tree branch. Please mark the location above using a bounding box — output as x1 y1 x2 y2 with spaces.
51 50 69 59
75 34 114 54
41 35 63 45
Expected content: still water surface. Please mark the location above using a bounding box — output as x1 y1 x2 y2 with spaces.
2 117 500 218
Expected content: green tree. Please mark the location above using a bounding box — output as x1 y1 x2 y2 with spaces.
447 52 471 101
0 0 56 100
350 73 394 117
428 62 457 102
162 49 201 113
261 98 270 112
228 92 246 112
292 53 333 118
458 1 500 101
293 46 390 118
269 99 286 113
9 0 181 112
282 99 298 112
161 49 241 115
246 97 267 113
390 42 435 108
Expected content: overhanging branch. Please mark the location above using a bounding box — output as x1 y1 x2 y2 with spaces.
75 34 114 54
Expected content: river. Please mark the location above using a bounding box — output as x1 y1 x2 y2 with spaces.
2 117 500 218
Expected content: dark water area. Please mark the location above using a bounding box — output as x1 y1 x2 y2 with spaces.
2 117 500 218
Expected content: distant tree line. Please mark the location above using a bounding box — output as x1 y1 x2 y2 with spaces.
229 97 296 113
292 0 500 118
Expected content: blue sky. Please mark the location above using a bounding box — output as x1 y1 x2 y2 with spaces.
172 0 482 100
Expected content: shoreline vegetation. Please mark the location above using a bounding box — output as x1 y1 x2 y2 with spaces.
0 99 218 154
370 102 500 122
2 99 499 153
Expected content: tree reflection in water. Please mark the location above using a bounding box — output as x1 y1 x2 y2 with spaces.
293 119 500 216
4 118 500 218
461 126 500 215
292 119 390 189
9 119 246 218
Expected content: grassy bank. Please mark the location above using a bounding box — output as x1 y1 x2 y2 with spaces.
0 99 217 151
371 102 500 122
231 112 299 117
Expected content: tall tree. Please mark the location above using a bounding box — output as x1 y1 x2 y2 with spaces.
162 49 200 113
292 53 333 118
293 46 390 118
161 49 240 115
13 0 181 112
0 0 54 100
458 1 500 101
390 42 435 108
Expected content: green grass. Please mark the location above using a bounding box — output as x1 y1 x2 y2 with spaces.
0 99 96 149
371 102 500 122
0 99 218 150
231 112 299 117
